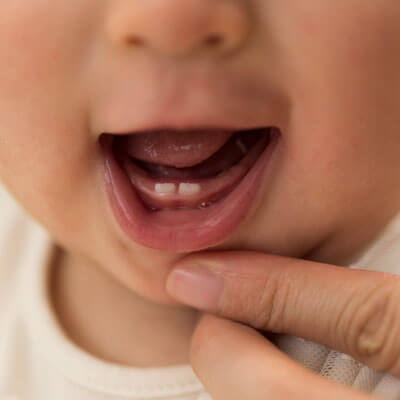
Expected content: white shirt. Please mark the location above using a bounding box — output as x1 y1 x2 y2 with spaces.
0 183 399 400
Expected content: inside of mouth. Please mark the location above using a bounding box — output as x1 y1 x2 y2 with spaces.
110 127 271 211
116 128 266 180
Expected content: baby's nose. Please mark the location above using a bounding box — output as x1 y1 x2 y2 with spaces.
106 0 251 58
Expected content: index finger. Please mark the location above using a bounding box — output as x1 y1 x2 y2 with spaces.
166 251 400 377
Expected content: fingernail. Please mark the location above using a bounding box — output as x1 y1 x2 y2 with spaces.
166 266 224 312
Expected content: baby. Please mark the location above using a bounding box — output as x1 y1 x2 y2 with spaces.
0 0 400 399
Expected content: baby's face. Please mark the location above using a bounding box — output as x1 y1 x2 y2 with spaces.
1 0 400 304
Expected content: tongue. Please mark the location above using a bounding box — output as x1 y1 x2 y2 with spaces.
121 129 233 168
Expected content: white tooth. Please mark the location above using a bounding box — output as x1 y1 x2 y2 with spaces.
179 183 201 195
236 138 247 155
155 183 177 194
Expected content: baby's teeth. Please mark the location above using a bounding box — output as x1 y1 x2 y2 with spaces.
179 183 201 195
154 182 202 196
236 138 248 155
155 183 177 194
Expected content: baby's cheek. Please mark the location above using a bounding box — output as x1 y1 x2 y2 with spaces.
279 0 400 145
0 0 100 129
0 1 97 231
0 1 86 88
268 0 400 221
278 0 400 77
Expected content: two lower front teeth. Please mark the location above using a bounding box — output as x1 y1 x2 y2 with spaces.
155 182 201 195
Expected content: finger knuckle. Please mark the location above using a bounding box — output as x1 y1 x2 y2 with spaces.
346 277 400 372
251 267 293 332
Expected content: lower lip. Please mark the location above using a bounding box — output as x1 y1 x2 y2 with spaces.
100 129 280 252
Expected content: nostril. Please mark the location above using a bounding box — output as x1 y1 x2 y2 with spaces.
106 0 251 57
126 34 146 47
203 33 225 48
126 32 225 50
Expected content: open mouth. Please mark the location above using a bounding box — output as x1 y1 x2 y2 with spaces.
100 126 280 252
114 127 270 210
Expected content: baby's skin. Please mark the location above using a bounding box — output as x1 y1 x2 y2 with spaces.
0 0 400 397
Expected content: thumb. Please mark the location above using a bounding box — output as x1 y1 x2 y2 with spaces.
190 313 289 400
190 314 374 400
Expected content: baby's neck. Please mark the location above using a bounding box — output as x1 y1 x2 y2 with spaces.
49 250 200 367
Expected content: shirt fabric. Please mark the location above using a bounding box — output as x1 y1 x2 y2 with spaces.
0 183 400 400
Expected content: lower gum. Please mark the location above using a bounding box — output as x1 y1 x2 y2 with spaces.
148 200 216 212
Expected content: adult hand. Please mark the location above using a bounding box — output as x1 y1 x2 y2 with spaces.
166 251 400 399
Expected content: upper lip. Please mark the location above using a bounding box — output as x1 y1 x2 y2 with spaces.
99 99 285 134
101 104 285 136
107 125 270 136
92 70 288 136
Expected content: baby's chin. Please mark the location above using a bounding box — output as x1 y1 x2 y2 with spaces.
110 235 272 307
